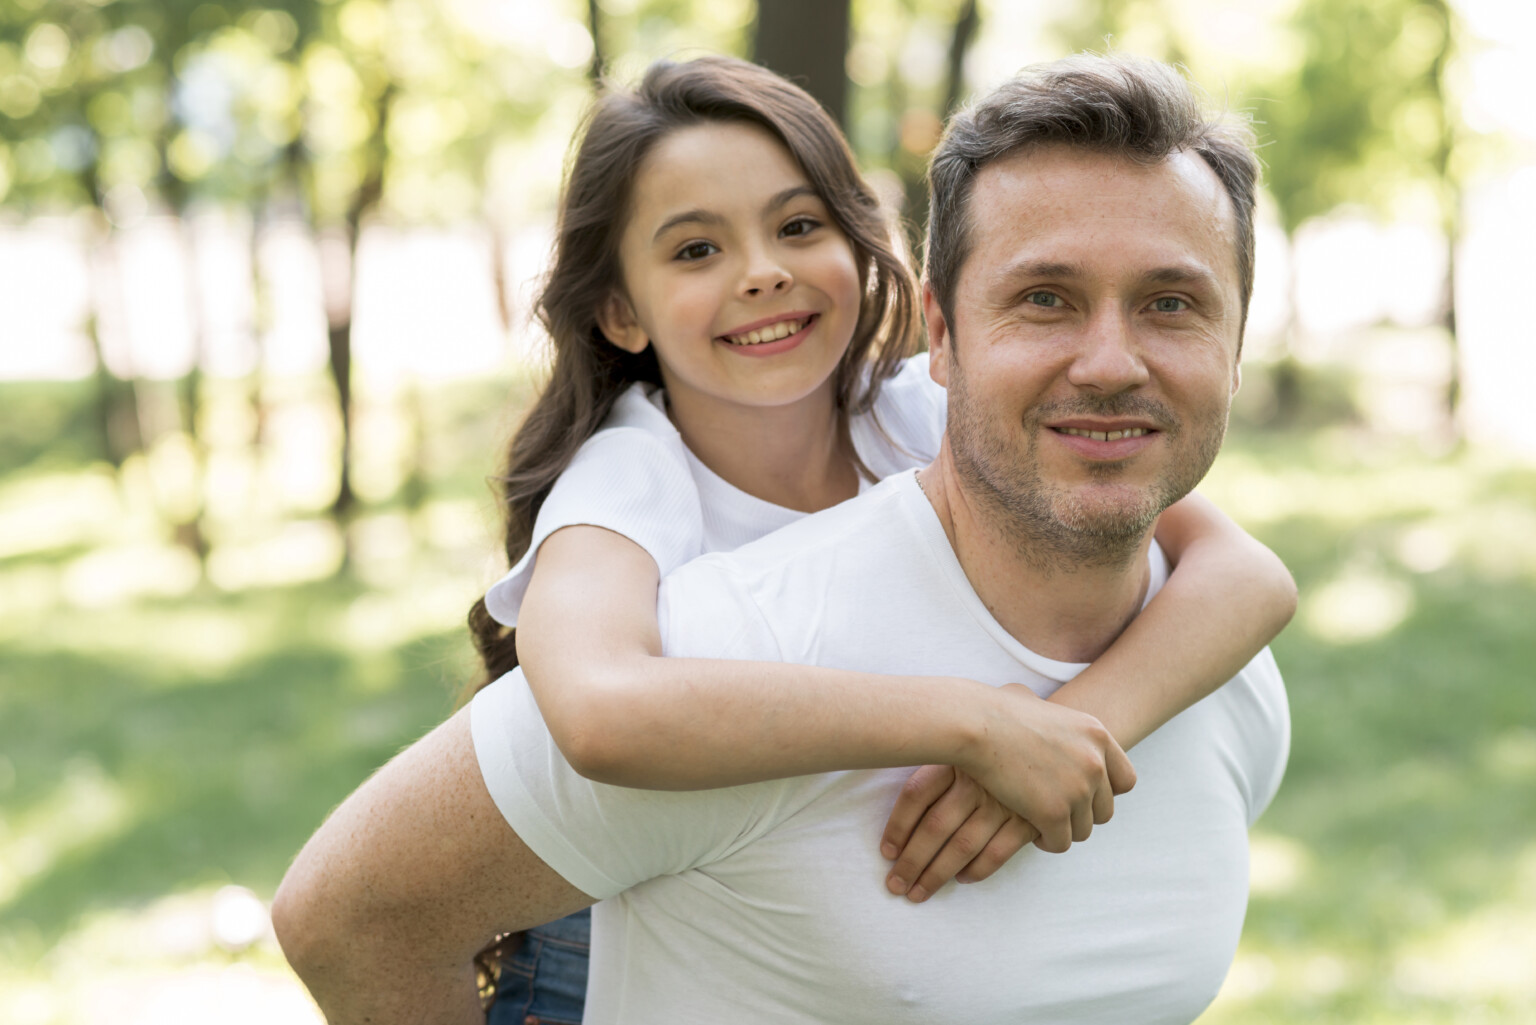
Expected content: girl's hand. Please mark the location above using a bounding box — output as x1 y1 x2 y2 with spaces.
963 683 1136 851
880 765 1039 902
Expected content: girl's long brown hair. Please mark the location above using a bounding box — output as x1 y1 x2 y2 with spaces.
465 55 921 696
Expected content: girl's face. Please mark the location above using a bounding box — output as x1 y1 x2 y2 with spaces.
599 121 863 424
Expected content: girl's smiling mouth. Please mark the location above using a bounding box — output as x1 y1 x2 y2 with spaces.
718 313 819 352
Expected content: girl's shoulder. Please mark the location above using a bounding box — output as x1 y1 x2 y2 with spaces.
850 353 948 478
483 383 705 627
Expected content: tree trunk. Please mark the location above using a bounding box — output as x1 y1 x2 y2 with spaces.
942 0 979 116
753 0 851 127
587 0 603 85
323 85 394 526
84 210 143 470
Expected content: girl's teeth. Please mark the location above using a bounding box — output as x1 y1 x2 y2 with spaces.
728 319 803 345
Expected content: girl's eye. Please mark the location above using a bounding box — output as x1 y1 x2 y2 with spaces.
1152 296 1188 313
781 217 819 238
1025 291 1062 308
676 241 719 262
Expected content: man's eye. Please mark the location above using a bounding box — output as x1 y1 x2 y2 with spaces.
1025 292 1061 307
1152 296 1188 313
677 242 718 261
781 217 819 238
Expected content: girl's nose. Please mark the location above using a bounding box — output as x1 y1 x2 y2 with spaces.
741 252 792 297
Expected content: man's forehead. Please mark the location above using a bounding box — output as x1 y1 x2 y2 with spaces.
963 145 1240 289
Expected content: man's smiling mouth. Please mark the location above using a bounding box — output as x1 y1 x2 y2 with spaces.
1054 427 1152 442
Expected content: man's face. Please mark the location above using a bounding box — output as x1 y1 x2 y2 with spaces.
926 144 1244 563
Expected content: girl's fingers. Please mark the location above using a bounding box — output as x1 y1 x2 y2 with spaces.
955 815 1038 884
1091 769 1115 826
880 764 957 861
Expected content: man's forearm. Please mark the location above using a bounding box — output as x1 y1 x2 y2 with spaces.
273 709 593 1023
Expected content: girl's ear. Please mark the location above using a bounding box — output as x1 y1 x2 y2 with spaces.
596 293 650 354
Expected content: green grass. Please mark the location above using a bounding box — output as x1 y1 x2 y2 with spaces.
1 378 1534 1021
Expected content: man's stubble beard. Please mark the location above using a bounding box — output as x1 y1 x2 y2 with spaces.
945 356 1229 576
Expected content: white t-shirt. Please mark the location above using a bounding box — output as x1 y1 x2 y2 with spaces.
472 471 1291 1025
483 353 947 626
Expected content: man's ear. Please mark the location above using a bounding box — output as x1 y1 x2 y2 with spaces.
922 280 951 388
1231 361 1242 397
595 293 650 355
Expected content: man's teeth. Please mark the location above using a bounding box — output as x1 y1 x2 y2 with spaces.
725 318 804 345
1058 427 1150 442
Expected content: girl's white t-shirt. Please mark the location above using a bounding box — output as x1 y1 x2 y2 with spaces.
483 353 947 626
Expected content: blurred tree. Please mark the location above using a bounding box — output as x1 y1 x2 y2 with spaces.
844 0 983 257
754 0 850 126
1255 0 1465 426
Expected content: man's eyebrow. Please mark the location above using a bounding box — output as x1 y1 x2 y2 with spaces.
1141 264 1221 289
1000 259 1085 281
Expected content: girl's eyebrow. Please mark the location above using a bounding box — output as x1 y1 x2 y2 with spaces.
651 185 820 243
652 209 723 243
767 185 817 211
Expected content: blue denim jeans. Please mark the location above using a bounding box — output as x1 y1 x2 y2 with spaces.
487 908 591 1025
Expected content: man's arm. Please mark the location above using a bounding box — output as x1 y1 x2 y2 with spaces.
272 708 594 1025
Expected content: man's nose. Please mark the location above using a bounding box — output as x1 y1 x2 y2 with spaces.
1066 307 1149 394
739 245 792 297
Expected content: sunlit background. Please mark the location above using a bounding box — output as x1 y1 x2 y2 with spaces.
2 0 1533 1022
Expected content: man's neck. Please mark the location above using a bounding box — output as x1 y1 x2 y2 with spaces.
917 449 1153 664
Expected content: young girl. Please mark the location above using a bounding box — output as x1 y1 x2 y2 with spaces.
472 56 1295 1023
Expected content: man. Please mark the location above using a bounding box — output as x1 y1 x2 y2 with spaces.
275 53 1288 1024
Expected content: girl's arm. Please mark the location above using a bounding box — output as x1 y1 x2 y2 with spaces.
513 524 1135 855
878 492 1295 898
1045 491 1297 746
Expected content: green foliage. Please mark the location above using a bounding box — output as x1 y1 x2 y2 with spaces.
1254 0 1458 235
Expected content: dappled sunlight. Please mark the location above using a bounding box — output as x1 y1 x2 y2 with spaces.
1482 728 1536 781
1396 521 1458 574
1203 436 1478 528
206 519 344 592
0 469 126 560
1302 568 1416 644
61 542 202 609
1460 499 1536 582
1248 831 1312 897
0 564 63 640
340 573 481 652
0 885 321 1025
0 758 131 908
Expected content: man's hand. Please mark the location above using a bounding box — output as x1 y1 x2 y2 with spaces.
878 685 1134 901
880 764 1039 901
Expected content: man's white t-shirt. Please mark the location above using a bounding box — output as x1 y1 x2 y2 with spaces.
472 472 1291 1025
482 354 946 626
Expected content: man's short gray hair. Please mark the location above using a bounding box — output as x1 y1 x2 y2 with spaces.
925 53 1260 335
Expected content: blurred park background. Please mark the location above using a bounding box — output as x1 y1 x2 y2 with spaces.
2 0 1534 1021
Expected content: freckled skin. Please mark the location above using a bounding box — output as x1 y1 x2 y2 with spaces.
927 144 1245 569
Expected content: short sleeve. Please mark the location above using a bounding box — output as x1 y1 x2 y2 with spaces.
483 424 705 627
470 668 782 898
850 353 948 479
1235 648 1292 826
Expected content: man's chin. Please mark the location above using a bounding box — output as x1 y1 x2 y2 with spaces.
1050 485 1165 540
